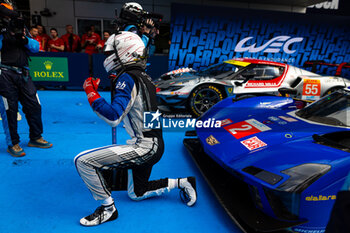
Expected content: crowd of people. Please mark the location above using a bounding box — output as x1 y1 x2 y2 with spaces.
29 24 110 54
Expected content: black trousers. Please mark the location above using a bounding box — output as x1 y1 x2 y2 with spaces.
128 138 167 197
0 69 43 146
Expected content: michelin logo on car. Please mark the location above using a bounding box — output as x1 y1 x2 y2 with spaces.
144 110 222 129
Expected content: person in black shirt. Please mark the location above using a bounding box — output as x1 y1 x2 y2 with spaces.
0 2 52 157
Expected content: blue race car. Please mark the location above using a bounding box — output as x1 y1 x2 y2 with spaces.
184 89 350 233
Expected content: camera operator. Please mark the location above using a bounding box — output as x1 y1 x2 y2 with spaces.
118 2 160 55
0 0 52 157
0 0 18 21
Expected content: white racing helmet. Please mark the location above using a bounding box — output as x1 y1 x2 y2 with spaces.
122 2 143 12
103 31 146 73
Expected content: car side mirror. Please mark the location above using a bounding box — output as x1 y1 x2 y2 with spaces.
278 87 297 96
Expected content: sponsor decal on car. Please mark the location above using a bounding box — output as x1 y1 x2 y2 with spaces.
245 82 279 87
170 91 189 95
263 120 274 125
224 119 271 139
206 135 220 146
305 195 336 201
268 116 288 125
165 67 194 76
268 116 279 121
292 228 326 233
220 118 233 126
279 116 298 122
240 136 267 151
303 79 321 96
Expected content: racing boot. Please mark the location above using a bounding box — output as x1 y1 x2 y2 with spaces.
80 203 118 226
179 176 197 207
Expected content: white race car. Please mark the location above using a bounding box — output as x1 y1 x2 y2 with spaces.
156 58 350 116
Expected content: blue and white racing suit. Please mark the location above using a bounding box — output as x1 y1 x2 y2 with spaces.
74 66 170 201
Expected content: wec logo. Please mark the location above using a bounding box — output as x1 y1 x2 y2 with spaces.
234 36 304 54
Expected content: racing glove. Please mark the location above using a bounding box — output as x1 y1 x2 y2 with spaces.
83 77 101 105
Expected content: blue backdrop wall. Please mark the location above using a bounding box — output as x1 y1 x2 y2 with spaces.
169 3 350 77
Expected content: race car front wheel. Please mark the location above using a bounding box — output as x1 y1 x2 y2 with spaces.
188 85 225 117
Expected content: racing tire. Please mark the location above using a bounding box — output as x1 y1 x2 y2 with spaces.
188 85 225 117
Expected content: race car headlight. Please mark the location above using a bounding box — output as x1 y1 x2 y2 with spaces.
278 163 331 192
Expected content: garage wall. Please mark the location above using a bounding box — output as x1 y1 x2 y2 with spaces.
29 0 306 35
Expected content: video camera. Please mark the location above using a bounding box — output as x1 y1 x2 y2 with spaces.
0 1 24 37
113 5 163 32
8 17 24 34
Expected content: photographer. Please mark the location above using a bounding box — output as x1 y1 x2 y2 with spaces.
0 0 52 157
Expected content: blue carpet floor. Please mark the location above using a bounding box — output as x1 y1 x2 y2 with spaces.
0 91 240 233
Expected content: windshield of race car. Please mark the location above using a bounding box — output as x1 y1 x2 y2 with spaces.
232 64 285 81
296 90 350 127
196 62 239 77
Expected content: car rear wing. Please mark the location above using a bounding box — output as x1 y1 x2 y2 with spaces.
303 60 350 76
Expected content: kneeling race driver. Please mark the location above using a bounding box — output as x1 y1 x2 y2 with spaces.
74 31 197 226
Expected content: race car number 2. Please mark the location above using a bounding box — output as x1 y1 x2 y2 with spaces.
303 79 321 96
224 119 271 139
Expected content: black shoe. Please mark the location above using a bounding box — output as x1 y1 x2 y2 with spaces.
80 203 118 226
179 176 197 207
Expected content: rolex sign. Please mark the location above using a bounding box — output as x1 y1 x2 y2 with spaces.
29 57 69 82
